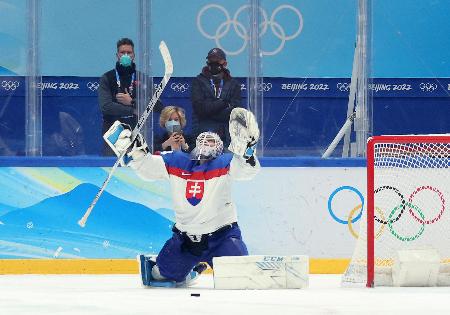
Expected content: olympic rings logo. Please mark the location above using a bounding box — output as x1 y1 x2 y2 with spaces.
328 186 364 225
258 82 272 92
374 185 445 229
336 82 350 92
197 4 303 56
328 185 446 242
87 82 99 91
170 82 189 93
1 80 20 91
327 185 382 240
419 82 437 92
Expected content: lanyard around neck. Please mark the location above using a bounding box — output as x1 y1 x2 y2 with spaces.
210 79 223 99
115 69 135 93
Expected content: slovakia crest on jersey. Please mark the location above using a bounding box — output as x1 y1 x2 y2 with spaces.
186 180 205 206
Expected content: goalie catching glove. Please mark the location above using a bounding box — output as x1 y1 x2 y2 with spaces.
103 120 149 166
228 108 260 166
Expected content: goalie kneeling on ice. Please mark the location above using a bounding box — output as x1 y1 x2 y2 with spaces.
392 248 440 287
213 255 309 289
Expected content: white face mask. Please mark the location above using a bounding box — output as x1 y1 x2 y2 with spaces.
197 143 215 157
164 120 181 133
191 131 223 161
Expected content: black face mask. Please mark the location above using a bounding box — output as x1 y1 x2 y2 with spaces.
207 62 223 75
116 61 135 75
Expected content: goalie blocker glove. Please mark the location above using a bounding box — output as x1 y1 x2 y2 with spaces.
103 120 149 166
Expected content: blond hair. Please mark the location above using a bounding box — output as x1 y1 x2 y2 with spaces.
159 106 187 129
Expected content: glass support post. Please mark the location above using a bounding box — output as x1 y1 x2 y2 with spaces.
354 0 373 157
137 0 153 150
25 0 42 156
248 0 264 156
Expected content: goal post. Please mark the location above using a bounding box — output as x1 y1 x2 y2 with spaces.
343 135 450 287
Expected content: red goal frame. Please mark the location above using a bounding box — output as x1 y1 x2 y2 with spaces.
366 135 450 287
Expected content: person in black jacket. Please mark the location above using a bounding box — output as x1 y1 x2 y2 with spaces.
98 37 162 155
191 48 242 148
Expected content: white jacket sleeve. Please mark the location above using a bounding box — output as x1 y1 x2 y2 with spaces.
228 154 260 180
128 153 169 181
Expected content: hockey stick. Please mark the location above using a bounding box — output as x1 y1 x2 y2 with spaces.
78 41 173 227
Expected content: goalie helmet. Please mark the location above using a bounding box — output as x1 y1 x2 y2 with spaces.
191 131 223 161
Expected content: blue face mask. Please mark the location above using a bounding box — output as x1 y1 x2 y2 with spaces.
165 120 181 133
119 54 132 67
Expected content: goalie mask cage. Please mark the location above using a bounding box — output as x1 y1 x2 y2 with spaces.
342 135 450 287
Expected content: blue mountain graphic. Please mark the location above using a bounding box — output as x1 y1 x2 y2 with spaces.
0 203 17 216
0 183 174 258
0 66 16 75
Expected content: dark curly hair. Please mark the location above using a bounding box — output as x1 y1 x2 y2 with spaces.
116 38 134 51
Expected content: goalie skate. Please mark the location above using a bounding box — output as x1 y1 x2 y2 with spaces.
175 262 208 288
137 255 207 288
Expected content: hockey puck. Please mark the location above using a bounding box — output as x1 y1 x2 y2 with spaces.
190 293 200 297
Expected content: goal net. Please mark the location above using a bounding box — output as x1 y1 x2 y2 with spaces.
342 135 450 287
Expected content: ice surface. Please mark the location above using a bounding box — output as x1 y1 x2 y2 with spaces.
1 274 450 314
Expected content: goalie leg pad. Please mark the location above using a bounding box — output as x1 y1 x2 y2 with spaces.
213 255 309 289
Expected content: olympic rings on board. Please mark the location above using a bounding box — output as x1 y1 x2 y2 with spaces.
1 80 20 91
348 205 386 240
374 186 406 224
387 202 425 242
327 184 446 242
170 82 189 93
408 185 445 225
328 186 364 224
87 81 99 91
374 185 445 226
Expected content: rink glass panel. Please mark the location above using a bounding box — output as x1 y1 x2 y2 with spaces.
39 0 140 156
1 0 360 157
2 1 450 157
0 0 27 156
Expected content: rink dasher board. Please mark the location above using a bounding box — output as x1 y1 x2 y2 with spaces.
213 255 309 289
